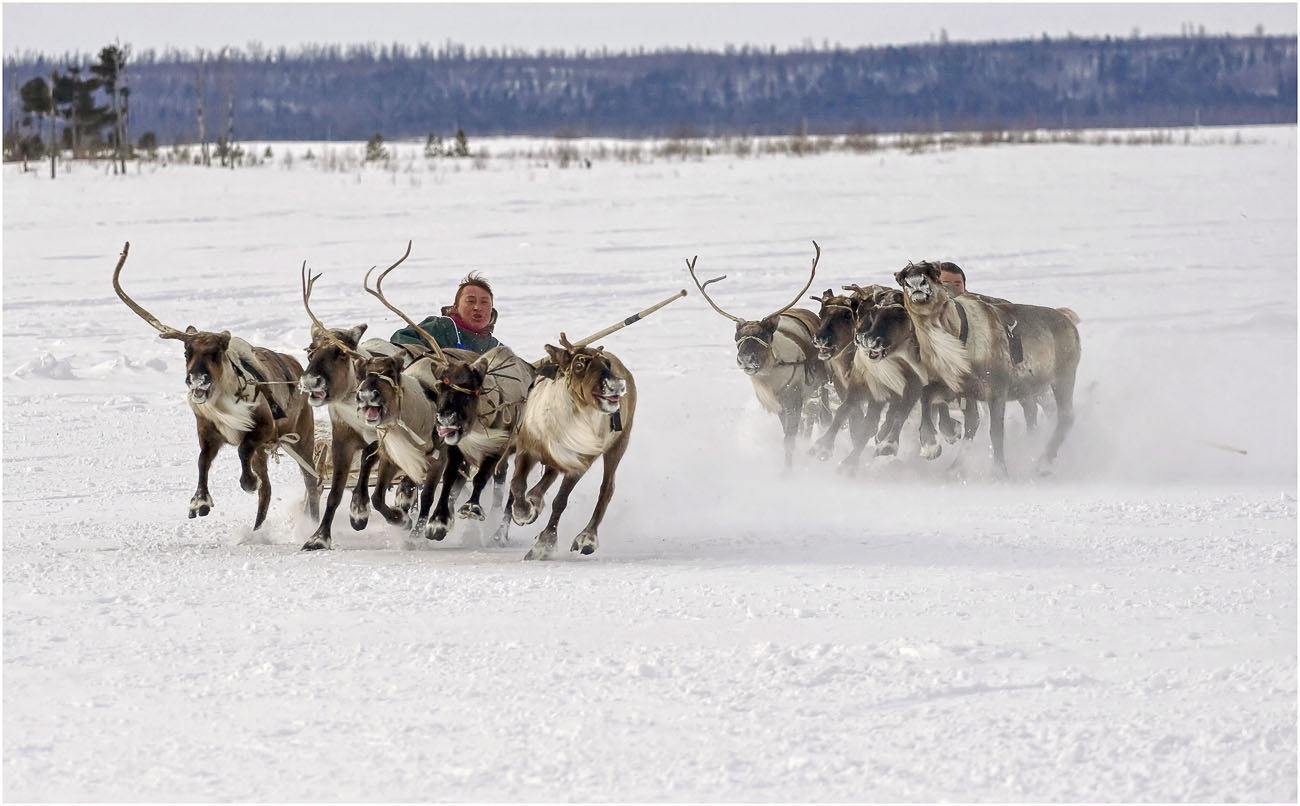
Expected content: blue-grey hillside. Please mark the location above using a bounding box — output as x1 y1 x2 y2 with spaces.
4 35 1296 143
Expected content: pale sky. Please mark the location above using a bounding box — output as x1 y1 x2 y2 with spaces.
2 2 1296 59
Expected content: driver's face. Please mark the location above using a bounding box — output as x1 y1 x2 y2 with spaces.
455 286 493 329
938 270 965 295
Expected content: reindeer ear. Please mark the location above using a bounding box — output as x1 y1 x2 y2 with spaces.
216 331 232 351
185 325 199 335
893 269 907 287
310 323 327 341
347 324 368 344
759 313 781 331
544 343 570 367
469 351 493 382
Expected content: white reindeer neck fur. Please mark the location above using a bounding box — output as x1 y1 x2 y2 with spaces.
189 336 263 444
853 349 911 400
521 376 618 475
907 300 973 394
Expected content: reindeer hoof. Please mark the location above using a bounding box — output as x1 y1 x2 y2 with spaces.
874 441 898 457
570 532 599 555
239 473 259 493
301 535 331 551
425 517 450 541
920 442 942 460
458 502 486 521
188 494 214 518
511 498 540 526
349 512 369 531
524 541 555 561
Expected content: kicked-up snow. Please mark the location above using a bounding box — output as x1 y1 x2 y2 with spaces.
3 128 1296 801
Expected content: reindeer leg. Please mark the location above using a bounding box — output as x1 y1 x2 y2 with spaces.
811 386 863 461
370 457 410 529
525 472 582 561
1020 397 1039 432
190 421 222 518
251 447 272 530
303 432 357 551
296 409 320 522
424 447 464 541
962 396 981 441
513 460 558 527
349 442 379 530
780 398 802 470
1038 369 1077 473
876 378 922 458
838 400 873 474
508 452 538 525
571 442 628 556
458 456 497 522
918 384 943 460
237 436 261 493
936 399 961 443
988 393 1009 478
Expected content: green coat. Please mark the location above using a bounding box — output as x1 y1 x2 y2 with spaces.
390 315 500 353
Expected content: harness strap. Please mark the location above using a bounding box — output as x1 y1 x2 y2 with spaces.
954 301 970 345
1005 317 1023 364
233 355 288 420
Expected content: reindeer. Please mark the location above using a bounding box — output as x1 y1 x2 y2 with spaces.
895 260 1081 474
111 242 319 531
511 334 636 560
296 265 426 550
851 297 944 458
361 252 535 545
807 284 907 469
349 244 496 540
687 241 827 469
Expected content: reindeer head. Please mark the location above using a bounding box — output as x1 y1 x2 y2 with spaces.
300 323 368 406
429 353 494 445
854 301 913 361
544 334 627 414
809 288 861 361
157 326 233 404
354 354 408 427
895 260 948 311
111 242 240 405
687 241 821 376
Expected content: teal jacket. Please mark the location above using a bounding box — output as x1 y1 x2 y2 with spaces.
390 314 500 353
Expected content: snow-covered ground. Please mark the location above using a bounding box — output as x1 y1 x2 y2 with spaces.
4 127 1296 801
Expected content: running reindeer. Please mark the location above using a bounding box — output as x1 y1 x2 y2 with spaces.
112 241 319 531
807 284 905 470
367 251 534 545
512 333 636 560
896 260 1081 475
688 241 827 468
297 264 425 550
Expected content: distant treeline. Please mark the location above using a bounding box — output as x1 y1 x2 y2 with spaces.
4 34 1296 143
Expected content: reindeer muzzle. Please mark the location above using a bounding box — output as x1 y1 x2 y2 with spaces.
435 413 463 444
595 377 626 413
299 374 329 406
187 375 212 403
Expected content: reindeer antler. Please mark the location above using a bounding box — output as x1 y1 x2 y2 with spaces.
362 240 446 361
301 262 364 358
763 240 820 321
111 241 187 339
686 255 745 323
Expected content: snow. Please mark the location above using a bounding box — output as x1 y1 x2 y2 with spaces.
4 126 1296 801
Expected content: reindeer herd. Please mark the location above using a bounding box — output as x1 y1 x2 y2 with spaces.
111 239 1080 559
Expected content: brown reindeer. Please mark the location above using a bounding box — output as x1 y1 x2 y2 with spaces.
808 284 911 470
511 334 636 560
895 260 1081 474
687 241 828 468
423 345 534 543
112 242 318 531
297 265 425 550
